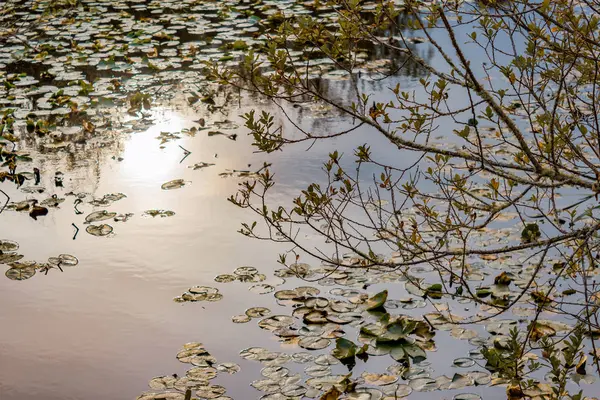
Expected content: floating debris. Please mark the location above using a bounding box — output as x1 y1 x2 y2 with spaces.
189 162 215 170
161 179 187 190
143 210 176 218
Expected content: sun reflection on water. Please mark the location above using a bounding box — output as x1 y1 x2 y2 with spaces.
120 109 187 186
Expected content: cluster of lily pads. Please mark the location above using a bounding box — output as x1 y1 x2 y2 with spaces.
174 286 224 304
139 342 239 400
0 238 78 280
165 253 600 399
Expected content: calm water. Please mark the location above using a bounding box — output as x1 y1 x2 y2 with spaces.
0 95 427 400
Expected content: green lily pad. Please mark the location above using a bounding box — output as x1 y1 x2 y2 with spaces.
332 337 357 360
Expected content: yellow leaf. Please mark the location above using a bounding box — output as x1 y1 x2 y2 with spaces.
320 387 341 400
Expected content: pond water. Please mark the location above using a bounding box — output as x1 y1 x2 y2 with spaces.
1 1 600 400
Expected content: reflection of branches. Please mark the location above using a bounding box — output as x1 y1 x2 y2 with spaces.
0 189 8 215
215 0 600 388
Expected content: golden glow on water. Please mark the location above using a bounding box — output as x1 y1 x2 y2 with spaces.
120 110 187 185
0 100 351 400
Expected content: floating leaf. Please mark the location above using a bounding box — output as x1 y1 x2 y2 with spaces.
195 384 226 399
85 210 117 223
161 179 187 190
175 286 222 303
0 239 19 252
365 290 388 310
216 363 240 374
189 162 215 170
384 384 412 398
249 284 275 294
332 338 357 360
362 372 398 386
305 365 331 377
453 357 475 368
214 274 237 283
234 266 259 276
5 266 35 280
258 315 295 331
143 210 175 218
453 394 481 400
232 314 251 323
246 307 272 318
299 336 331 350
86 224 113 236
186 366 217 380
408 377 439 392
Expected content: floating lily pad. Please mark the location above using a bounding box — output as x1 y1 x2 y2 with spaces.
362 372 398 386
215 274 237 283
305 365 331 377
453 394 481 400
86 224 113 236
195 384 226 398
0 240 19 252
186 366 217 380
246 307 272 318
175 286 223 303
137 392 184 400
0 253 24 264
298 336 331 350
232 314 251 323
233 266 259 276
148 376 178 390
216 363 240 374
409 377 439 392
5 266 36 280
453 357 475 368
258 315 295 331
250 284 275 294
85 210 117 223
384 384 412 398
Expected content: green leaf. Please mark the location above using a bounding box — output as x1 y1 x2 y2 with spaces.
332 338 357 360
365 290 388 310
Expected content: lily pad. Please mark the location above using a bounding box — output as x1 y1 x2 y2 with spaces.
298 336 331 350
232 315 251 323
85 210 117 223
216 363 240 374
214 274 237 283
195 385 226 399
246 307 272 318
5 266 36 280
365 290 388 310
0 239 19 252
453 357 476 368
86 224 113 236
